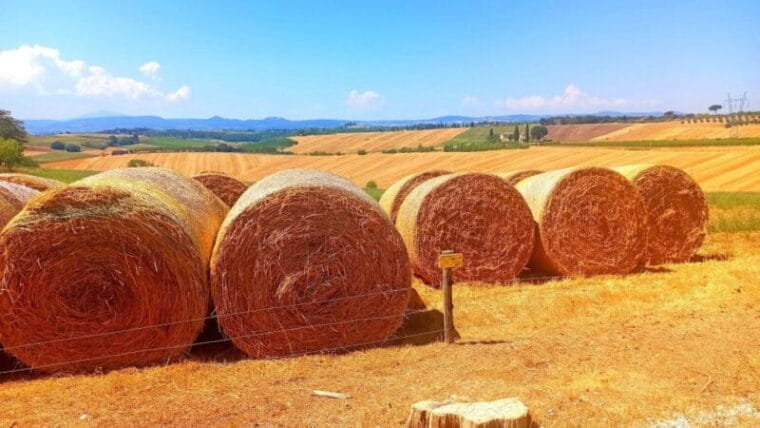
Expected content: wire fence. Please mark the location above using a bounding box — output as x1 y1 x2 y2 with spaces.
0 269 673 377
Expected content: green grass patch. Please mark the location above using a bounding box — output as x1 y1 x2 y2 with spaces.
29 151 96 163
143 137 218 150
569 137 760 148
241 137 296 154
364 186 385 201
706 192 760 232
19 168 99 183
443 126 531 152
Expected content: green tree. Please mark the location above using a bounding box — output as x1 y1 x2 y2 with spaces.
127 159 155 168
0 138 28 170
530 125 549 141
512 125 520 141
709 104 722 115
488 128 495 141
525 124 530 142
0 110 28 143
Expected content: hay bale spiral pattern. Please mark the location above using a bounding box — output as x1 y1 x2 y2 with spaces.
379 170 451 223
516 167 647 276
211 169 411 358
613 164 708 264
396 173 535 286
192 172 248 207
0 167 228 372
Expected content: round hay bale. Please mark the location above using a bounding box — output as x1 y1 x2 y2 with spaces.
515 167 647 276
498 170 543 186
0 167 228 372
395 173 535 286
379 170 451 223
211 169 411 358
0 182 39 230
192 172 248 207
0 173 64 191
613 164 708 264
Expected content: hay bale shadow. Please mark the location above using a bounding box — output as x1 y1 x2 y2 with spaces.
689 253 729 263
187 317 247 363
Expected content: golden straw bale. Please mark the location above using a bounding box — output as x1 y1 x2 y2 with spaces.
613 164 708 264
211 169 411 358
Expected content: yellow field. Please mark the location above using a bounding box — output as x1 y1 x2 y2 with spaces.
46 145 760 191
547 120 760 142
290 128 467 154
1 232 757 426
594 121 760 141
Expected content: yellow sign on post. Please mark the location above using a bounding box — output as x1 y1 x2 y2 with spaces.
437 252 464 269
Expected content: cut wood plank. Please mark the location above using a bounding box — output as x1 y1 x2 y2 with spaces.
311 390 351 400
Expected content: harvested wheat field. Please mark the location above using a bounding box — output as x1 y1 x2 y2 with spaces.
46 145 760 192
547 121 760 142
290 128 467 154
0 231 757 426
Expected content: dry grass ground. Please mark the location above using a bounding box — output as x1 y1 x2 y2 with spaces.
290 128 467 154
45 145 760 191
0 232 758 426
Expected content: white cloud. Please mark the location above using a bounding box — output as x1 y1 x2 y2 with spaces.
346 90 384 110
139 61 161 79
495 84 629 111
0 45 189 102
167 85 191 102
461 95 480 107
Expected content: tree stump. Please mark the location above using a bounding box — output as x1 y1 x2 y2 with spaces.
406 397 532 428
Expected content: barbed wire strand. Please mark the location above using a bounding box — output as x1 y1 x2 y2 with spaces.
0 269 666 354
0 317 445 376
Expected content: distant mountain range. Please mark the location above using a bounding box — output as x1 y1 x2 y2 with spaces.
21 112 664 135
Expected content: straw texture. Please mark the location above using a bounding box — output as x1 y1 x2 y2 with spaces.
192 172 248 207
613 164 708 264
0 173 64 191
210 169 411 358
0 167 228 372
395 173 535 286
516 167 647 276
497 170 543 186
0 182 39 230
379 170 451 223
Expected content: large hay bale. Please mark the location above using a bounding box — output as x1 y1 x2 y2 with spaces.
192 172 248 207
0 173 64 191
516 167 647 276
211 169 411 358
379 170 451 223
396 173 535 286
0 182 39 229
613 164 708 264
0 167 228 372
498 170 543 186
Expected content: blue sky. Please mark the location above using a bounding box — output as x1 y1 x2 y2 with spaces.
1 0 758 120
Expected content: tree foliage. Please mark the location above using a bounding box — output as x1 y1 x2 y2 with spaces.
530 125 549 141
0 138 34 170
0 110 28 143
127 159 155 168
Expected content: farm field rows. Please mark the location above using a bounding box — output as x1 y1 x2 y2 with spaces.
548 121 760 142
290 128 467 153
1 231 757 426
46 145 760 192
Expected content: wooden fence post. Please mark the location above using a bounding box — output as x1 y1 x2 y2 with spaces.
437 250 463 344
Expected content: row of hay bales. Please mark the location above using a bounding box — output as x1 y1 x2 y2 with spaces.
0 164 707 373
379 165 708 286
0 169 410 372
